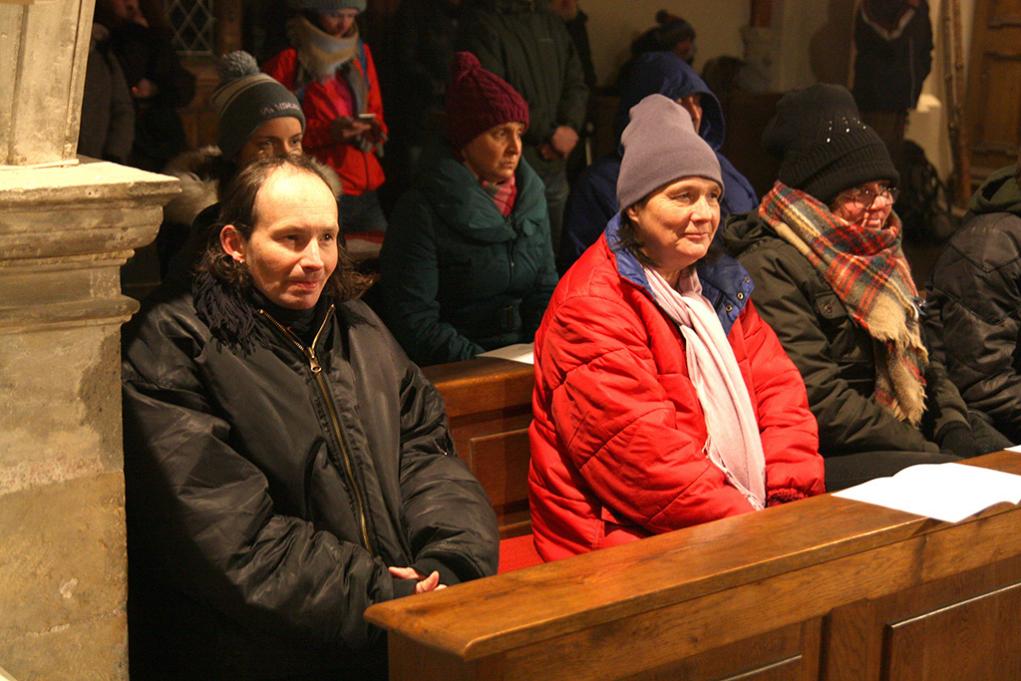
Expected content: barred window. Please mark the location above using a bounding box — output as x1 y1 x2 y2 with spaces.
166 0 216 56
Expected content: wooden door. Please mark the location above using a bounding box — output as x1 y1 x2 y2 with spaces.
964 0 1021 180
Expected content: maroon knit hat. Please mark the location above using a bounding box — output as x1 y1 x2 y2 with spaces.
445 52 530 149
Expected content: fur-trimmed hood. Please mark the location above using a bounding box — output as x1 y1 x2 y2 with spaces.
160 146 345 227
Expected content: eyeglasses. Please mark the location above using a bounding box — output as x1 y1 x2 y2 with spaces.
838 184 900 208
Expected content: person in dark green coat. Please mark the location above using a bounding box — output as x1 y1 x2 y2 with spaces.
457 0 589 254
379 52 557 366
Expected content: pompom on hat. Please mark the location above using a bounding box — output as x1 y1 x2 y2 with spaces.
444 51 530 149
762 83 898 203
616 93 722 209
209 51 305 161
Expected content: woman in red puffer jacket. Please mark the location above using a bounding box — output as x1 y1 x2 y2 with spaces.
529 94 824 561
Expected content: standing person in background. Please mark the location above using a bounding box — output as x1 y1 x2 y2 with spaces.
264 0 389 234
723 84 1003 490
389 0 464 187
458 0 589 257
616 10 697 89
78 18 135 164
94 0 196 172
530 94 823 561
378 52 557 366
159 51 315 280
852 0 932 167
560 51 757 273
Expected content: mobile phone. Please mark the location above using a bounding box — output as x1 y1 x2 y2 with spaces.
357 113 376 120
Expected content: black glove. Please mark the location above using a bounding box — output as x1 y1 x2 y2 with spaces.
937 422 982 458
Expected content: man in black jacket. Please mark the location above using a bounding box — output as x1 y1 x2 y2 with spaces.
122 154 499 681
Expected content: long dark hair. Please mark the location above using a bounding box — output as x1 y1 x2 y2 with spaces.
197 154 371 303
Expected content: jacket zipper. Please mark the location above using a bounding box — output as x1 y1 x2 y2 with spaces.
259 305 376 554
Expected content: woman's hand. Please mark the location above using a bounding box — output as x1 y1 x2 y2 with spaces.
330 116 373 143
388 566 446 594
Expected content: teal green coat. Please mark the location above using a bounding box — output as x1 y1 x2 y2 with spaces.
379 150 557 365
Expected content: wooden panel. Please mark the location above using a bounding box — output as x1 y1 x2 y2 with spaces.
965 0 1021 179
882 581 1021 681
466 428 530 513
425 358 535 537
368 452 1021 681
617 619 819 681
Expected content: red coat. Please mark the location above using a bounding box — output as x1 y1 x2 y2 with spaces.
264 45 386 196
529 227 825 561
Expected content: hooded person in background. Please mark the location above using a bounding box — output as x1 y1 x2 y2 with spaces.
560 50 757 273
264 0 390 234
723 84 1007 491
159 51 314 280
123 154 498 681
925 148 1021 443
529 94 823 562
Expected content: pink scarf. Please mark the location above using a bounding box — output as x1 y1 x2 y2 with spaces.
644 266 766 510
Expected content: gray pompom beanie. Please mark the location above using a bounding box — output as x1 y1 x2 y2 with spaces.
209 51 306 161
616 94 722 209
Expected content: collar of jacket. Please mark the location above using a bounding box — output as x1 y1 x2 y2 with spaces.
605 212 753 335
417 146 548 243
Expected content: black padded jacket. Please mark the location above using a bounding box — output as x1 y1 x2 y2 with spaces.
122 283 499 681
926 165 1021 442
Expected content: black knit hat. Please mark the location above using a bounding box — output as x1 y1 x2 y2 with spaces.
762 83 898 203
210 52 306 161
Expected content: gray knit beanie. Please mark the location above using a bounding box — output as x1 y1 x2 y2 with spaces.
210 51 306 161
617 94 722 209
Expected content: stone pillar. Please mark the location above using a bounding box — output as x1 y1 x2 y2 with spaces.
0 1 179 679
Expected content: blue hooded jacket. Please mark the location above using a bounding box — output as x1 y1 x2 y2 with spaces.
560 51 758 272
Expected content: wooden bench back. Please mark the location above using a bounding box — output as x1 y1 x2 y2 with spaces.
424 358 535 538
368 451 1021 681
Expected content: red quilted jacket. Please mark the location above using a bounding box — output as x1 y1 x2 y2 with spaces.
529 229 825 561
264 44 386 196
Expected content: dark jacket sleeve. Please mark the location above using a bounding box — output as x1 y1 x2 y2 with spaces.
741 241 940 455
379 193 486 365
395 358 500 585
928 221 1021 440
104 47 135 162
520 226 559 338
739 301 826 499
552 16 589 134
122 325 406 651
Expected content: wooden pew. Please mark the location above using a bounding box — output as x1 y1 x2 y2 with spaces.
423 358 535 539
367 451 1021 681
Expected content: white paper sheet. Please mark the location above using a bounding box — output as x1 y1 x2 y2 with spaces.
833 462 1021 523
477 343 534 365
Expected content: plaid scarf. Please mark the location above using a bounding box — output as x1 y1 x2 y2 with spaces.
481 174 518 217
759 181 928 425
